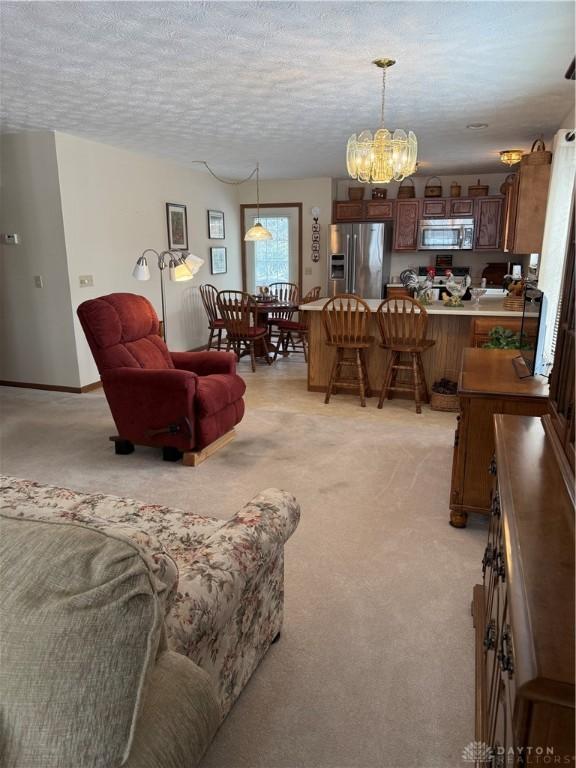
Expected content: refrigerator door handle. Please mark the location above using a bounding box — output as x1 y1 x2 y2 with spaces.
352 233 358 294
346 234 351 293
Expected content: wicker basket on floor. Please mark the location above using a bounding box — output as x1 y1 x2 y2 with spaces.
430 370 460 412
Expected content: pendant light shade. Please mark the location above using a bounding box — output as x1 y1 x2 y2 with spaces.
169 254 194 282
346 59 418 184
245 222 273 241
499 149 523 166
244 162 272 241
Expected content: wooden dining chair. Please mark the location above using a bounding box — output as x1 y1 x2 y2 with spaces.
376 296 435 414
217 290 272 372
199 283 225 351
273 286 322 362
321 294 372 407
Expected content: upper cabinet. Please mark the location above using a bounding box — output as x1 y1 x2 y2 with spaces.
474 197 503 250
449 198 474 217
333 200 395 222
333 201 364 222
502 165 551 254
421 199 448 218
393 200 421 250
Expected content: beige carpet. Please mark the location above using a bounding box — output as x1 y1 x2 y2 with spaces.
0 358 487 768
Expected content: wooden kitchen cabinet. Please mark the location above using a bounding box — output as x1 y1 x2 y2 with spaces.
472 414 574 766
365 200 394 220
393 199 421 250
449 348 548 528
502 164 551 254
421 199 447 218
474 197 503 250
449 198 474 217
333 201 364 222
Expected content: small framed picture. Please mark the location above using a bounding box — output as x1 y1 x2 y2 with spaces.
166 203 188 250
207 209 225 239
210 247 227 275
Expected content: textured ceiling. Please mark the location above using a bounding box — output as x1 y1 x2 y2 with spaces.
1 1 574 179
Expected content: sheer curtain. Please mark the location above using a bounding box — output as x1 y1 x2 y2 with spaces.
535 129 576 375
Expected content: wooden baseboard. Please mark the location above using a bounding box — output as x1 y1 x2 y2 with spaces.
0 379 102 394
182 430 236 467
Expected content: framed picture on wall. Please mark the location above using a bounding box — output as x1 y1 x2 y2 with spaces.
166 203 188 250
210 247 227 275
207 209 225 239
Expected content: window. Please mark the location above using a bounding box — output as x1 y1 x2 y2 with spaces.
252 216 290 287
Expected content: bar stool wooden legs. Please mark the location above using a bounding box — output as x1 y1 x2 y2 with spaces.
376 297 435 415
322 295 372 407
378 349 430 414
325 346 371 407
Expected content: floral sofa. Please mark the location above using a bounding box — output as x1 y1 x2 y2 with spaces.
0 476 300 768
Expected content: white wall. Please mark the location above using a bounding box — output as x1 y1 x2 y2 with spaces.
0 132 81 387
55 132 242 386
237 177 333 296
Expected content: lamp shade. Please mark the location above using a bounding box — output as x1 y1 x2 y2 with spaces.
169 255 194 282
245 222 273 241
132 256 151 280
184 253 205 276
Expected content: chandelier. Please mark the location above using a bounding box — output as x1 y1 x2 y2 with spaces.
346 59 417 184
499 149 523 166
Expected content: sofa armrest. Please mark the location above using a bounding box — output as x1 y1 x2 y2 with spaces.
167 489 300 640
171 351 237 377
101 368 198 448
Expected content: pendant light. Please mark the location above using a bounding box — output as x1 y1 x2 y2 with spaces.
346 59 418 184
244 162 272 241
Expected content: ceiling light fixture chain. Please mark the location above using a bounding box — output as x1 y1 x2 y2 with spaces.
380 65 387 127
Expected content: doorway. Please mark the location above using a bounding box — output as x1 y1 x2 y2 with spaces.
241 203 302 295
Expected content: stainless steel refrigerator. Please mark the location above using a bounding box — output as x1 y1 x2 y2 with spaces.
328 223 393 299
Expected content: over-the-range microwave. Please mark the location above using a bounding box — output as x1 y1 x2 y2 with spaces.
417 218 475 250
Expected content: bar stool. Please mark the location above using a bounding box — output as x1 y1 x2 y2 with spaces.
376 296 435 414
321 294 372 407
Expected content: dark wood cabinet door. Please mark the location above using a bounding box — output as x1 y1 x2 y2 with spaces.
333 201 364 222
474 198 503 250
422 199 447 218
365 200 394 220
449 198 474 217
394 200 421 250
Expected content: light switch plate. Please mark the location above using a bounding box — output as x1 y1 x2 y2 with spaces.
79 275 94 287
34 275 43 288
304 267 313 276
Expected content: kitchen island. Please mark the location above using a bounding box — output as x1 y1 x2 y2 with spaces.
299 297 526 395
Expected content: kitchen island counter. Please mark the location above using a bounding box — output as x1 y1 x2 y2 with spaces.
299 296 522 317
299 297 525 395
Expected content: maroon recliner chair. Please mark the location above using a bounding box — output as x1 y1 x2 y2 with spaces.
77 293 246 465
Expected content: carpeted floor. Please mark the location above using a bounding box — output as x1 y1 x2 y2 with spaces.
0 358 487 768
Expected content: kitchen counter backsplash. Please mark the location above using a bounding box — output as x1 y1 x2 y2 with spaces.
389 250 529 284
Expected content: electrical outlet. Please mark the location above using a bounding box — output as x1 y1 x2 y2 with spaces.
79 275 94 287
1 233 20 245
34 275 43 288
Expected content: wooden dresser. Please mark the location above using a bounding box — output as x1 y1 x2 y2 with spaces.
449 349 549 528
472 414 575 765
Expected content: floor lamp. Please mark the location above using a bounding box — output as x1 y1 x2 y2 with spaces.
132 249 204 341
